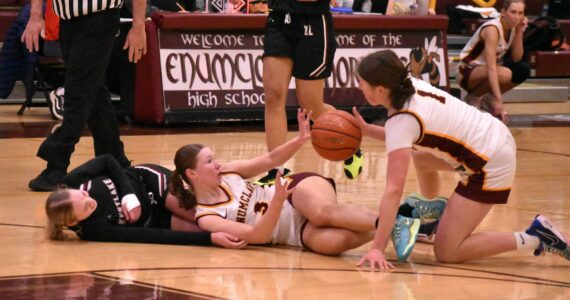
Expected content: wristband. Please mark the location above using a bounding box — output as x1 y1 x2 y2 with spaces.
122 194 140 211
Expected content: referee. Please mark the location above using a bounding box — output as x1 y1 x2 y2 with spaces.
22 0 147 191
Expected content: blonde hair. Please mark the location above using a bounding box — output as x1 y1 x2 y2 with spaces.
45 189 75 240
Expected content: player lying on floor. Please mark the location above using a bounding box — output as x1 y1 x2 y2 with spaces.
45 154 246 249
167 109 442 259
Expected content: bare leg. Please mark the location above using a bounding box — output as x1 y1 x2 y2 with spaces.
263 57 293 151
471 66 518 97
292 176 377 232
295 78 335 120
302 222 374 255
434 192 517 263
412 150 454 198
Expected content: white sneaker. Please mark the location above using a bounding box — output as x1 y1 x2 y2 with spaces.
48 87 64 121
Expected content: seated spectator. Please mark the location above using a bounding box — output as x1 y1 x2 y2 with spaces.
352 0 435 15
456 0 530 122
386 0 436 15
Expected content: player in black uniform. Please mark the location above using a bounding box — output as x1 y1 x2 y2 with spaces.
260 0 364 183
45 154 247 249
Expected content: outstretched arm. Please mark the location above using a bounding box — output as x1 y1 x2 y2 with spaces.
222 109 311 179
358 147 411 270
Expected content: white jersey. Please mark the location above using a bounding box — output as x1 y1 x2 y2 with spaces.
385 78 512 174
459 16 516 67
195 173 306 246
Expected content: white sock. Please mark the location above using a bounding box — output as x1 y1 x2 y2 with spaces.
514 232 540 250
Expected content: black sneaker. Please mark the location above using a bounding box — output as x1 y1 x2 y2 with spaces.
254 167 292 186
28 169 65 192
48 88 64 121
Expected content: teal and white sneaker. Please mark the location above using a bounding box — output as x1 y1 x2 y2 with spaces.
391 215 421 262
404 193 448 221
525 215 570 260
343 149 363 179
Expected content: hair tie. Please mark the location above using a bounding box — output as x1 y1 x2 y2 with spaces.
179 174 192 192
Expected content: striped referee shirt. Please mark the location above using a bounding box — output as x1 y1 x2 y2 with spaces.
52 0 124 20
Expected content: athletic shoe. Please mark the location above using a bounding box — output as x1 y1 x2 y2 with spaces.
391 215 420 262
28 168 65 192
525 214 570 260
254 167 291 186
404 193 447 221
343 149 363 179
416 232 436 244
48 88 64 121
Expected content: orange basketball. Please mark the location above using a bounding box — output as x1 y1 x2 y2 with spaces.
311 110 362 161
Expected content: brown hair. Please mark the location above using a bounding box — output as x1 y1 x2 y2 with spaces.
357 50 415 110
45 188 75 240
503 0 525 10
169 144 204 210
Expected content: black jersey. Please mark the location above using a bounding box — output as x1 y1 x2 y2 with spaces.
64 155 211 246
268 0 330 14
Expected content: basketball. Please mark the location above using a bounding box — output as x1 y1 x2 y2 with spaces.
311 110 362 161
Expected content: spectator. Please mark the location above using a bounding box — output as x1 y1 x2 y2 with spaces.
456 0 530 122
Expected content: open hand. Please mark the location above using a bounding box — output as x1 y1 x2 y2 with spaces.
297 108 312 142
357 248 394 271
21 17 44 52
273 173 295 203
352 107 372 136
124 25 147 63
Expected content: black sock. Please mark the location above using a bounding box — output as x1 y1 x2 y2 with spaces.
419 219 439 235
397 203 414 218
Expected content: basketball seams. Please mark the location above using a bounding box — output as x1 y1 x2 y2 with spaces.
311 127 362 141
311 110 362 161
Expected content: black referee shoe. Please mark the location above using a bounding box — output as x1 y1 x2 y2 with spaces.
28 169 65 192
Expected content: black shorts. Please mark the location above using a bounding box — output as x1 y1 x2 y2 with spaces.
263 11 337 80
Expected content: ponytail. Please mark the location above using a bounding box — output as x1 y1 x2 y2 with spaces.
169 144 204 210
391 64 416 110
168 171 197 210
45 188 74 240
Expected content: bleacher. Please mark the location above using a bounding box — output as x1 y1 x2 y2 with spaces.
1 0 568 108
0 0 27 43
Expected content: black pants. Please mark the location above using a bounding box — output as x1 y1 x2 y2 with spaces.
106 22 135 118
37 9 129 173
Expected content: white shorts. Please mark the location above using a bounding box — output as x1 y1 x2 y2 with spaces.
273 202 307 248
455 132 516 204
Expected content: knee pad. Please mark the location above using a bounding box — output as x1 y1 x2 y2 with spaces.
506 61 531 84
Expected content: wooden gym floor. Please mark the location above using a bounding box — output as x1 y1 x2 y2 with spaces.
0 103 568 299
